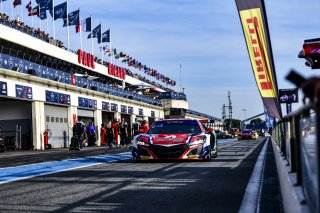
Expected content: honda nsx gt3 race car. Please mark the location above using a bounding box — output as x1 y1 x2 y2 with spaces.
237 129 257 140
132 119 218 161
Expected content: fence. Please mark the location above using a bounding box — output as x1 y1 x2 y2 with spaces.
272 102 320 212
1 124 22 150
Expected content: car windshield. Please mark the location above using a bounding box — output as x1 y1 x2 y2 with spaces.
242 130 252 134
148 120 201 134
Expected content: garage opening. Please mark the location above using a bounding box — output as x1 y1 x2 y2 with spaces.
0 98 32 150
77 108 96 146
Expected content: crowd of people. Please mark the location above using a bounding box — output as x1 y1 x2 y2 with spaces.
0 13 173 94
72 119 97 149
100 118 149 148
0 13 64 48
0 13 173 91
126 69 174 92
72 117 149 150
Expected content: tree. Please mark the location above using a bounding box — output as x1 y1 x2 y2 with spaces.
250 118 262 126
248 118 266 130
224 119 241 130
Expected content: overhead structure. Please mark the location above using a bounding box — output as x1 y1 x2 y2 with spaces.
298 38 320 69
222 91 233 129
235 0 282 120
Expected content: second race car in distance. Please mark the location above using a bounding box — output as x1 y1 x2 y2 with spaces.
237 129 257 140
132 119 218 161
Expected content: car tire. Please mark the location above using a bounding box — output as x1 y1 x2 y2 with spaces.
212 149 218 158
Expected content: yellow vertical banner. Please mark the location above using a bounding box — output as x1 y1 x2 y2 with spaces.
235 0 282 120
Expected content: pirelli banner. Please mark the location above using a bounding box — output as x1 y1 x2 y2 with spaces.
235 0 282 120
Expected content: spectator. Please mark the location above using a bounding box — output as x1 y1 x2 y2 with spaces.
106 121 114 148
72 118 87 149
139 120 149 134
87 122 96 146
132 118 140 137
119 118 128 147
112 118 119 145
100 123 107 146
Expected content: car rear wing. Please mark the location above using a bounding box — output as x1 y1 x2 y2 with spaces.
199 119 215 124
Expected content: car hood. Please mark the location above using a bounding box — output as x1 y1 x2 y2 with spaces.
240 133 254 135
138 133 192 145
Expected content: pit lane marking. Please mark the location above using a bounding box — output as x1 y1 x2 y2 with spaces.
0 152 132 185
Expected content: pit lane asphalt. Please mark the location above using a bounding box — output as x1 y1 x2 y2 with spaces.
0 139 267 213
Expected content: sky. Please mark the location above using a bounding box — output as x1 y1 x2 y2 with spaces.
2 0 320 120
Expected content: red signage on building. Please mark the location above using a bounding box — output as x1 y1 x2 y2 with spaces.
78 49 95 69
108 63 126 80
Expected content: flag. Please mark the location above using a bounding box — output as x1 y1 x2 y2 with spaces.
39 7 47 20
13 0 21 8
98 29 110 43
264 106 274 128
235 0 282 120
99 45 110 54
87 24 101 39
37 0 53 10
77 17 91 33
28 6 39 16
26 1 32 12
63 10 79 27
49 2 67 20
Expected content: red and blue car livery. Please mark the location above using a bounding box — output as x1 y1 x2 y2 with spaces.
132 119 217 161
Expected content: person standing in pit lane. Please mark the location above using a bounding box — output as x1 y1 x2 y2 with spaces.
87 122 96 146
100 123 107 146
119 118 128 148
132 118 140 138
112 118 119 146
106 121 114 148
139 120 149 134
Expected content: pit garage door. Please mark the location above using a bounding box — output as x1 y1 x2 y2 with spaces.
45 105 69 148
77 109 94 125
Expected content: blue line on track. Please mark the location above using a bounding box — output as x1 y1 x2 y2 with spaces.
218 138 238 143
0 152 132 185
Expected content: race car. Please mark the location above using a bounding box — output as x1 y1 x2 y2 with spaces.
132 119 218 161
237 129 257 140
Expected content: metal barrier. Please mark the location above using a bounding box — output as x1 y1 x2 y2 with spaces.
272 102 320 212
2 124 22 151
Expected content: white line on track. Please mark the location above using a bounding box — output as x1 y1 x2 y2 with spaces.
239 139 268 213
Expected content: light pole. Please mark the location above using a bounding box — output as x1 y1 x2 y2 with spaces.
242 109 247 129
242 109 247 120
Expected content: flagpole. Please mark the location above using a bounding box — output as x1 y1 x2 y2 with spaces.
39 2 41 30
79 9 82 50
20 2 23 22
46 18 49 33
101 22 103 63
90 16 93 55
52 0 55 39
66 0 70 50
110 28 112 64
11 0 14 19
31 6 34 28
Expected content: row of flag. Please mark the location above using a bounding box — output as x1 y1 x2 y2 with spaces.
101 48 177 86
1 0 175 87
6 0 110 44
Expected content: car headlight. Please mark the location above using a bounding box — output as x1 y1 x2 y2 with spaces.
189 137 206 145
